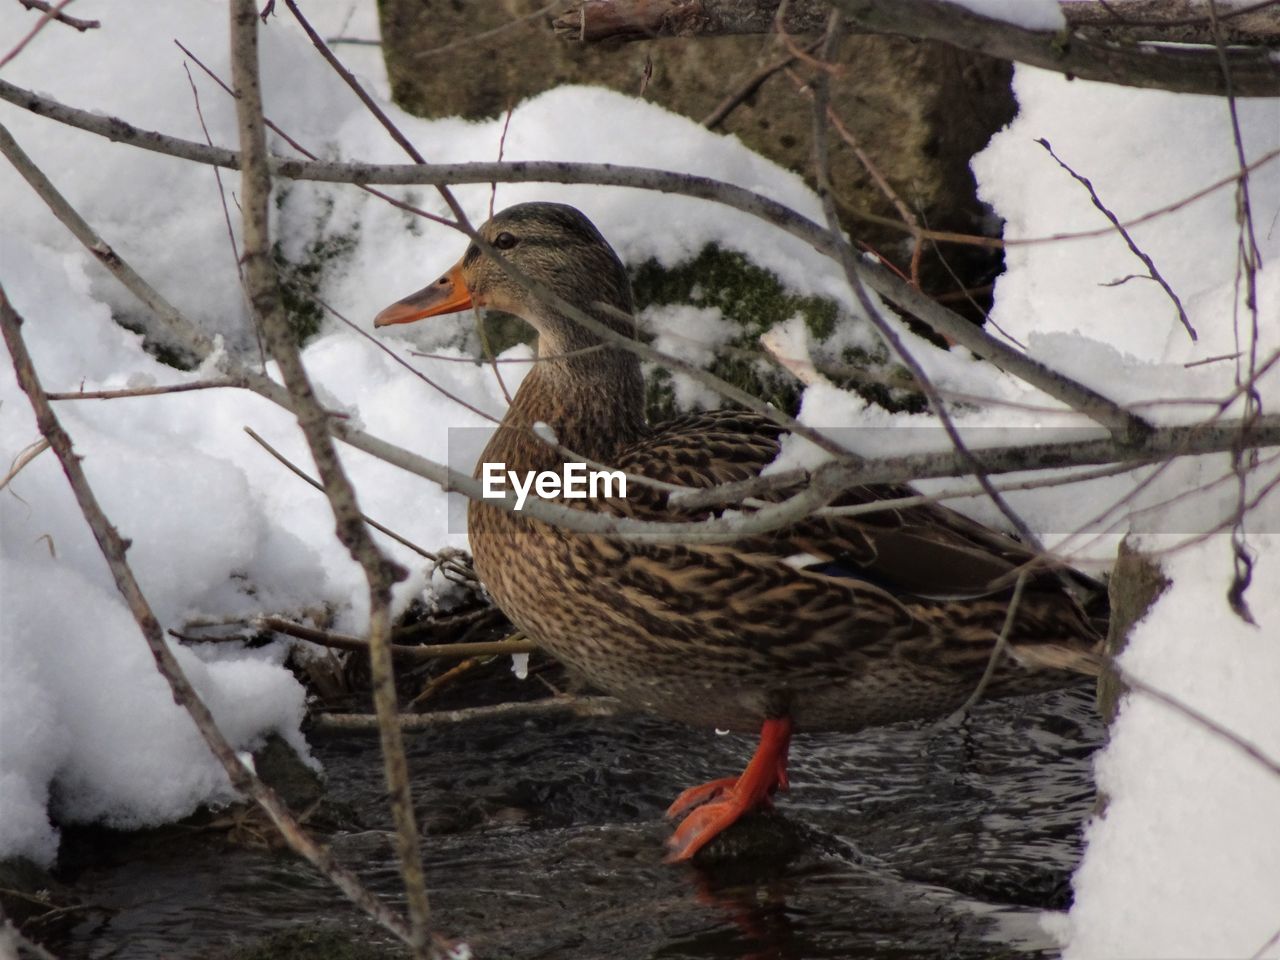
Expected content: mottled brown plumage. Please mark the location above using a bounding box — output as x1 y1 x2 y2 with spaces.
376 202 1104 861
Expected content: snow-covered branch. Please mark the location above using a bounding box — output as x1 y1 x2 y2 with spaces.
0 78 1157 442
6 95 1279 545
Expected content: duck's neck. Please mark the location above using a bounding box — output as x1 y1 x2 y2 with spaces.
481 344 646 474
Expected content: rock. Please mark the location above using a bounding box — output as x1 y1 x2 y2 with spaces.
377 2 1014 316
252 733 326 811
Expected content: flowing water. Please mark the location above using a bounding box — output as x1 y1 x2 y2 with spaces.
47 683 1101 959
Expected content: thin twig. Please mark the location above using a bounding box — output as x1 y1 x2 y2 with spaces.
181 59 260 363
1 437 50 493
258 616 536 659
0 121 215 360
5 73 1275 248
1251 924 1280 960
46 379 239 400
16 0 98 30
491 105 514 219
947 571 1029 721
1207 0 1267 627
243 426 475 580
2 0 84 68
409 343 606 364
702 39 821 129
1184 351 1243 369
815 460 1149 521
0 77 1229 443
1037 138 1197 342
280 0 469 223
409 2 564 61
312 695 625 733
1119 669 1280 779
824 102 923 286
0 77 1160 439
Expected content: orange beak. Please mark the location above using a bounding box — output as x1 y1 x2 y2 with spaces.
374 261 475 327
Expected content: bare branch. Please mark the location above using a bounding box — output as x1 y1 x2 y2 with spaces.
949 570 1029 719
1037 137 1196 342
828 0 1280 97
259 616 537 659
702 39 821 128
0 120 215 360
558 0 1280 45
313 696 626 733
226 3 432 953
810 15 1048 555
2 0 89 69
15 0 99 31
45 379 240 400
8 79 1278 545
1120 669 1280 779
1252 925 1280 960
1210 0 1268 626
555 0 1280 96
1062 0 1280 45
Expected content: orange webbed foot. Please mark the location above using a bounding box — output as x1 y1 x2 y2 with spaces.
665 776 739 819
663 716 793 863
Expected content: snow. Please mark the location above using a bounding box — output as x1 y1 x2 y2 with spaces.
644 303 737 409
1067 539 1280 958
972 67 1280 957
0 1 1278 956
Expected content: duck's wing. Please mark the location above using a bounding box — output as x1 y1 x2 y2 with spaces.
615 409 783 490
602 410 1101 676
614 410 1098 606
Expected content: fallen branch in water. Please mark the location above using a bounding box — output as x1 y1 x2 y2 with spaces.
259 616 537 659
312 695 626 732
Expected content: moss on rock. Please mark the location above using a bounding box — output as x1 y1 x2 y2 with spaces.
631 244 921 421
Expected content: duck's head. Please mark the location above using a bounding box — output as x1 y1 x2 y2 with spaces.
374 202 636 352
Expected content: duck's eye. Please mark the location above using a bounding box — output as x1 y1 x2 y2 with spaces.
493 231 518 251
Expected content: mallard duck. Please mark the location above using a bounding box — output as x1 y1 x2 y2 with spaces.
375 202 1104 862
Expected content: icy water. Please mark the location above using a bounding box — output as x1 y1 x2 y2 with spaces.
49 684 1100 959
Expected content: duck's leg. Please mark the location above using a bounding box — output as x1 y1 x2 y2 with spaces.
664 716 793 862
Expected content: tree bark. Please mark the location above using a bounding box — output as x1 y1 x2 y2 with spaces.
555 0 1280 97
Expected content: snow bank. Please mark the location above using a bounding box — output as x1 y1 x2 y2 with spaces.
973 67 1280 957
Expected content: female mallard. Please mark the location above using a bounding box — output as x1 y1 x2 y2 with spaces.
375 202 1103 862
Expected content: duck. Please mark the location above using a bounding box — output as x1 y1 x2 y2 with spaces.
374 201 1105 862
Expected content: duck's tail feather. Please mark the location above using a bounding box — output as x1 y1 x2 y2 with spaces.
1008 642 1104 677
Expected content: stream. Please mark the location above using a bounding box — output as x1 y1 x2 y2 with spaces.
46 682 1101 959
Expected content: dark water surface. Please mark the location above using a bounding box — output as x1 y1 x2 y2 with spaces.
51 684 1101 959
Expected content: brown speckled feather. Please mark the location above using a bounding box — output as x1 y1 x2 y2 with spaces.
389 202 1104 736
